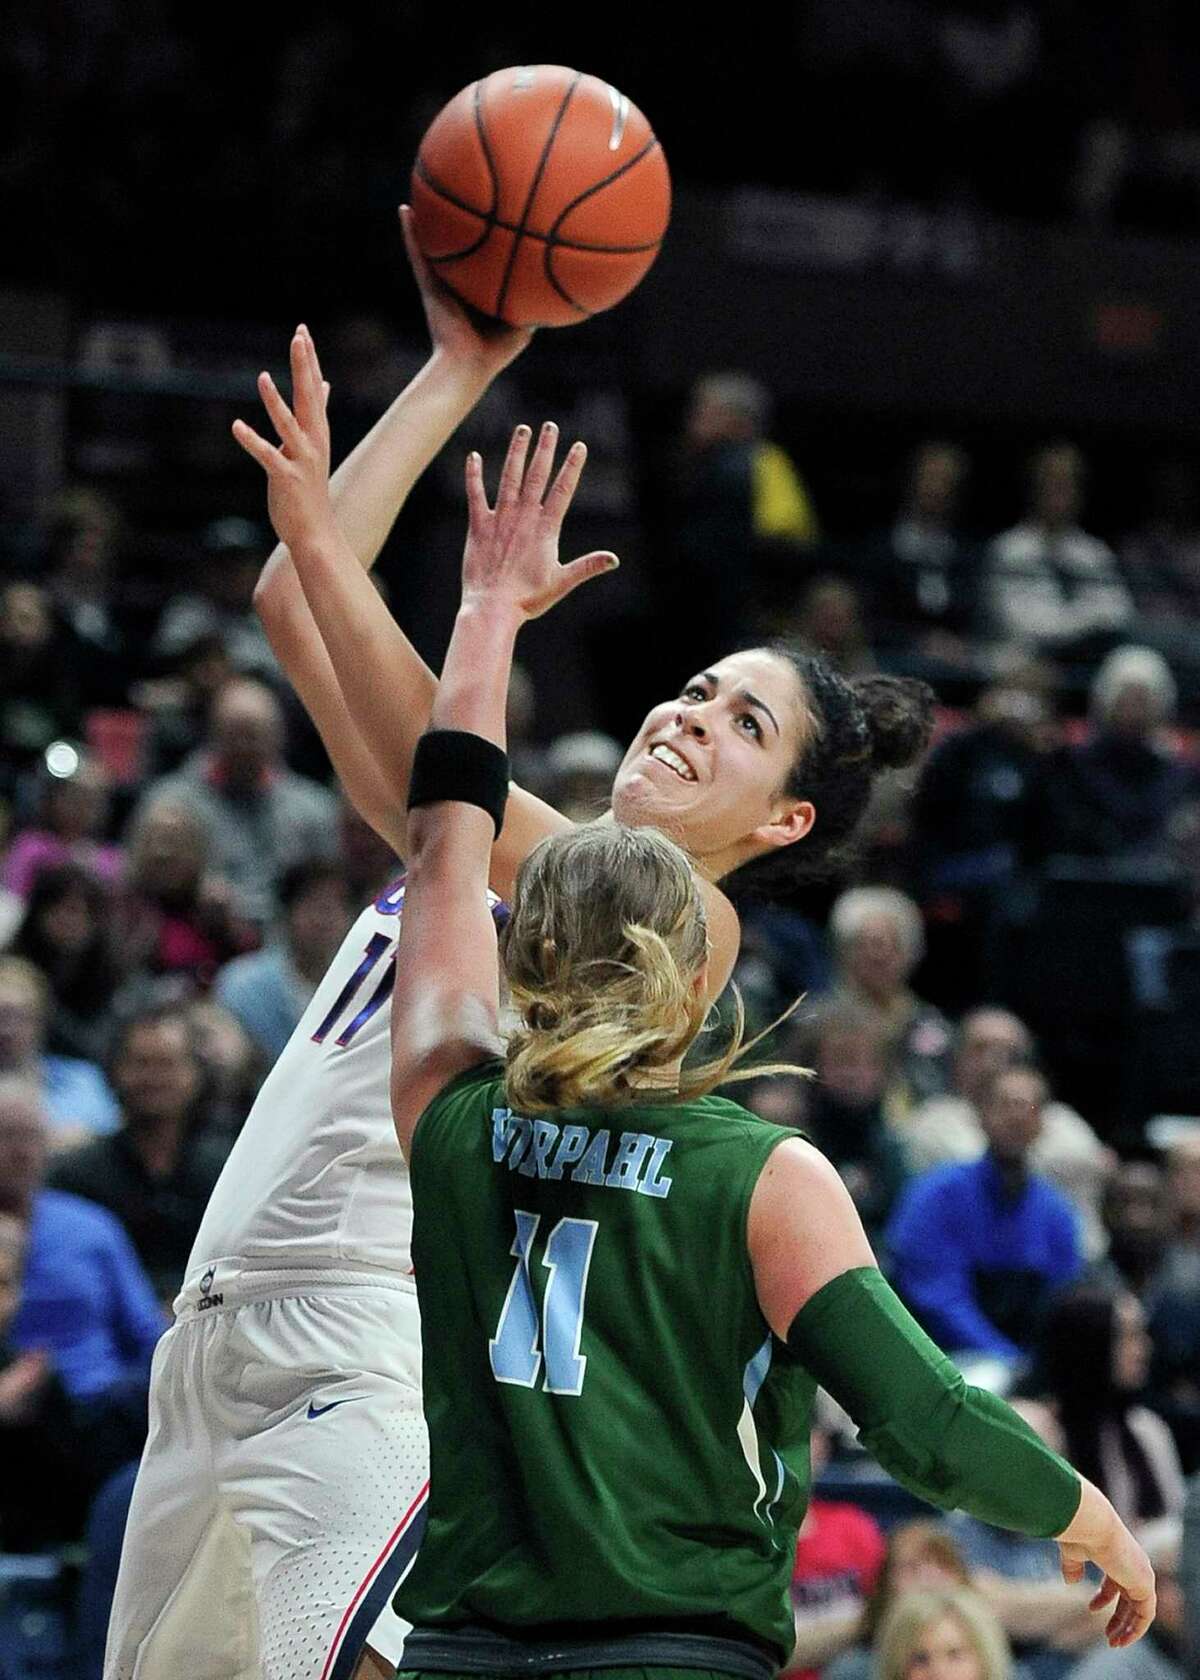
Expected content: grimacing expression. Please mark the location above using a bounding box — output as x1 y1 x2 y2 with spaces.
610 651 811 861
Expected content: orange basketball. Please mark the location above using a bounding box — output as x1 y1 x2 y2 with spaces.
411 65 671 328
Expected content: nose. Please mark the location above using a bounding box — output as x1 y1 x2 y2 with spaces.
675 703 710 742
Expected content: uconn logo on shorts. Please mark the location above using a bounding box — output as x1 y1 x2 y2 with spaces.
197 1266 224 1311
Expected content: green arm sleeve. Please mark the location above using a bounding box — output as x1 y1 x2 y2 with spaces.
787 1267 1081 1538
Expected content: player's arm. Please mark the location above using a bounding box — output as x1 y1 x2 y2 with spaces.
389 424 619 1156
747 1139 1156 1652
252 213 531 849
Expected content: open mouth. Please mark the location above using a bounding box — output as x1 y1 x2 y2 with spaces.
647 743 697 782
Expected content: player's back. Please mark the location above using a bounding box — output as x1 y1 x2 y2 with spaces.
396 1060 814 1668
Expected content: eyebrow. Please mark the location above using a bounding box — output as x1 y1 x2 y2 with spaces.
699 672 781 737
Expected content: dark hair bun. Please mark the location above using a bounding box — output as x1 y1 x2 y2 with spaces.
851 675 935 770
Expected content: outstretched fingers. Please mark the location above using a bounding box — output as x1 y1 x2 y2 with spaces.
257 370 304 455
464 450 489 529
290 325 324 434
553 549 620 603
495 424 532 511
544 439 589 525
231 417 283 475
521 421 559 504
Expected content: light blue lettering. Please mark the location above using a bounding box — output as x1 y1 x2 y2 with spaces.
505 1114 533 1170
518 1118 561 1178
605 1130 655 1191
491 1108 515 1163
547 1124 590 1180
637 1136 674 1198
570 1129 612 1186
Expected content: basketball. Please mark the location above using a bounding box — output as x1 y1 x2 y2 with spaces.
410 66 671 329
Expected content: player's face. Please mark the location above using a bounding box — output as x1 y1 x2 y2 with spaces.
611 650 813 865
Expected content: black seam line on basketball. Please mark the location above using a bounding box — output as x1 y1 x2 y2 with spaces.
414 157 497 259
472 78 499 222
540 251 592 319
546 136 662 245
416 157 659 253
495 70 582 320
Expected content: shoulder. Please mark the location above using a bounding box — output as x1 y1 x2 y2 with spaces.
414 1057 507 1142
45 1136 112 1188
34 1187 127 1244
215 948 284 992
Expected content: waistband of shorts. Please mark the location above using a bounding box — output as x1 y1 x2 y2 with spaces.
398 1626 777 1680
173 1258 418 1317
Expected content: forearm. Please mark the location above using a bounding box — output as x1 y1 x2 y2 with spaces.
784 1605 862 1671
788 1268 1080 1537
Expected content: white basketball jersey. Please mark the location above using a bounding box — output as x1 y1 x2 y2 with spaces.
184 877 503 1292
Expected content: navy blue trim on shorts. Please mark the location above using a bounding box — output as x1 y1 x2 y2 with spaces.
328 1500 428 1680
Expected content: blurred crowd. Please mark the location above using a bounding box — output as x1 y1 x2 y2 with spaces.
8 4 1200 314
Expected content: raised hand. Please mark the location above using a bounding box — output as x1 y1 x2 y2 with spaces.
462 422 618 621
400 205 532 383
232 325 337 553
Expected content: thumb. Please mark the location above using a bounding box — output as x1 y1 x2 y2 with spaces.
555 551 620 600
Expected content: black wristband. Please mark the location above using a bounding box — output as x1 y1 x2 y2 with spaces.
408 729 510 837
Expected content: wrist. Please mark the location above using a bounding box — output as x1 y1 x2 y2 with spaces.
457 592 527 637
426 345 494 402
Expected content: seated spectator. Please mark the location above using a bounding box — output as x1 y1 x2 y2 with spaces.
1167 1134 1200 1253
1024 647 1194 866
184 997 264 1132
753 1004 909 1238
542 732 625 825
2 743 122 899
900 1009 1111 1257
828 885 953 1113
0 1211 94 1550
1120 458 1200 626
9 863 124 1064
859 440 983 668
1065 1522 1186 1679
215 858 352 1065
42 486 130 709
338 794 400 907
136 677 339 925
1025 1287 1185 1533
886 1066 1084 1361
118 795 255 991
0 1078 163 1420
823 1521 975 1680
1088 1160 1200 1308
0 581 83 807
48 1005 230 1301
875 1586 1015 1680
0 954 118 1141
136 628 235 779
152 515 278 683
783 1422 886 1679
984 442 1133 656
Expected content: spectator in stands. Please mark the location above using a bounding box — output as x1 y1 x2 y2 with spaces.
9 862 123 1063
1025 1287 1185 1532
859 440 983 669
1024 647 1193 865
783 1421 886 1680
789 576 877 678
828 885 952 1112
1184 1474 1199 1668
153 515 278 683
43 485 129 709
138 676 339 924
118 795 254 991
886 1065 1083 1360
48 1005 228 1301
215 857 351 1065
0 581 82 806
338 795 399 906
0 1210 93 1549
874 1586 1014 1680
542 732 625 824
1167 1134 1200 1252
984 442 1133 655
185 996 264 1132
2 743 122 898
899 1008 1111 1257
822 1522 974 1680
1121 459 1200 625
667 371 818 658
1089 1160 1200 1307
0 954 118 1141
137 628 234 779
0 1077 163 1416
753 1005 909 1238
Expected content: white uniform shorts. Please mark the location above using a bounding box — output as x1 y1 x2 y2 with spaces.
104 1279 427 1680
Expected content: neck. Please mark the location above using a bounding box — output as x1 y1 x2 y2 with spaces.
0 1189 32 1220
127 1113 187 1175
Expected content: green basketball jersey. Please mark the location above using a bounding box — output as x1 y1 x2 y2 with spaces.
396 1060 815 1663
